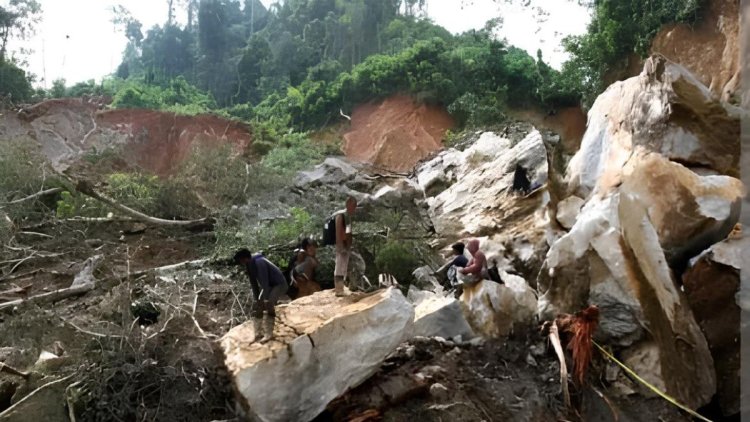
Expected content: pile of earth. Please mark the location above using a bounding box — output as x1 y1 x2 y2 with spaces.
0 98 253 174
343 95 454 173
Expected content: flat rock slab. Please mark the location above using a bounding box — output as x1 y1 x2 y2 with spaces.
221 288 414 422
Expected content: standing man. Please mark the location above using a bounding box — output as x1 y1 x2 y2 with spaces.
334 196 357 296
234 248 288 343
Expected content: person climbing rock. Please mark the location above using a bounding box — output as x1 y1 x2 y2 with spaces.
434 242 469 288
458 239 488 285
329 197 356 296
512 163 531 195
290 238 322 298
234 248 288 343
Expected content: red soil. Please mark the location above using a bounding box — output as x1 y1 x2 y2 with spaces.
97 110 252 175
343 95 454 172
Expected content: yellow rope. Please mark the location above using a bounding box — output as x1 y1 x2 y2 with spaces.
592 341 713 422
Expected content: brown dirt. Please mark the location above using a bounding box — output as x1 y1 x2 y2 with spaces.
511 107 587 153
605 0 740 102
97 110 252 175
7 99 253 176
343 95 454 172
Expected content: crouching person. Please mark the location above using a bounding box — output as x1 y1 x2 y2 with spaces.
455 239 488 297
234 248 288 343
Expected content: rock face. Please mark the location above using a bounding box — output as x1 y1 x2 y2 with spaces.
682 232 744 416
0 99 252 174
460 275 537 338
539 56 743 410
221 288 414 422
343 95 454 172
417 130 551 278
568 55 740 199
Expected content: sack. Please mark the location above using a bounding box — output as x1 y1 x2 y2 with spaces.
447 265 458 287
322 214 338 246
488 266 504 284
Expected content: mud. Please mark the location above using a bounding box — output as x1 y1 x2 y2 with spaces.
343 95 454 172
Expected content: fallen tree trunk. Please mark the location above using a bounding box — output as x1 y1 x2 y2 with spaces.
0 282 95 311
75 180 211 228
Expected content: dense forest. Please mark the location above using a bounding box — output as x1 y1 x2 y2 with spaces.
1 0 706 132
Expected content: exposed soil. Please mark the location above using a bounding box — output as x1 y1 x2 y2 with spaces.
604 0 740 102
343 95 454 173
97 110 253 175
4 98 253 175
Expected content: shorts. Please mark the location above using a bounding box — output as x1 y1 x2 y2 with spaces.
334 247 351 279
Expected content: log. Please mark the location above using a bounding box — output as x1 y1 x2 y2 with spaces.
75 180 211 227
548 321 571 408
0 283 95 311
1 187 64 207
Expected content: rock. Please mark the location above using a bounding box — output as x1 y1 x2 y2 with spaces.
411 266 443 292
32 351 70 374
221 288 414 422
537 56 741 410
429 383 449 401
70 255 102 289
294 157 359 188
424 130 548 237
568 55 740 198
408 288 475 340
460 279 537 338
682 233 745 415
619 153 743 268
556 196 584 230
621 342 668 398
0 376 71 422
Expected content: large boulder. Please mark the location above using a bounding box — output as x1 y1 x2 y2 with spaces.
294 157 360 189
416 130 552 278
568 55 740 199
460 275 537 338
682 231 745 416
406 287 474 340
221 288 413 422
538 56 743 410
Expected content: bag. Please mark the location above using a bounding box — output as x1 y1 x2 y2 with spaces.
488 266 503 284
283 250 300 284
322 213 339 246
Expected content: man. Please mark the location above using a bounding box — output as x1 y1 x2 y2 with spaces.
234 248 288 343
434 242 469 288
334 196 356 296
458 239 488 285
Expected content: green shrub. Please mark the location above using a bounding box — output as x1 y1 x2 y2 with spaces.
375 242 420 286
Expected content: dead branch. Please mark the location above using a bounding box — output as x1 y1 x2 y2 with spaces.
0 282 95 311
0 362 30 378
143 285 209 339
548 321 571 408
0 374 75 418
75 180 210 227
1 187 64 207
60 316 126 339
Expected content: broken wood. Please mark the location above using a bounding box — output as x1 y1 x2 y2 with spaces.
1 187 64 207
0 362 30 378
0 283 95 311
75 180 211 228
549 321 571 408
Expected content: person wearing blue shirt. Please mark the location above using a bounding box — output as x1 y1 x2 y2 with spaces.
234 248 288 344
434 242 469 287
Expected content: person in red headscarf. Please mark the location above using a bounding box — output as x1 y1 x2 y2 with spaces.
457 239 488 285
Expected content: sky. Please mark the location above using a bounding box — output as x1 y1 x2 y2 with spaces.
6 0 590 88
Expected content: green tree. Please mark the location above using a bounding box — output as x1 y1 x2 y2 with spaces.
0 0 41 62
0 59 32 101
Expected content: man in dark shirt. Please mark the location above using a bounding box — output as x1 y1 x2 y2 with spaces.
434 242 469 287
234 248 289 344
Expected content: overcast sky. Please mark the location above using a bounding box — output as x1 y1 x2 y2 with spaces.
7 0 590 88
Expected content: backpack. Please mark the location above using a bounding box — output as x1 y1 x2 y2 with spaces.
322 213 339 246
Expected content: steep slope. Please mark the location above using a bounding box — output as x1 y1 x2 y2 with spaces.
343 95 454 172
1 98 252 175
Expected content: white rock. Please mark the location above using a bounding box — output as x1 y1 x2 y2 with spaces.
460 279 537 338
221 288 414 422
411 292 475 340
556 196 585 230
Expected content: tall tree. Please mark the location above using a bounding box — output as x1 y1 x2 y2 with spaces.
0 0 41 62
